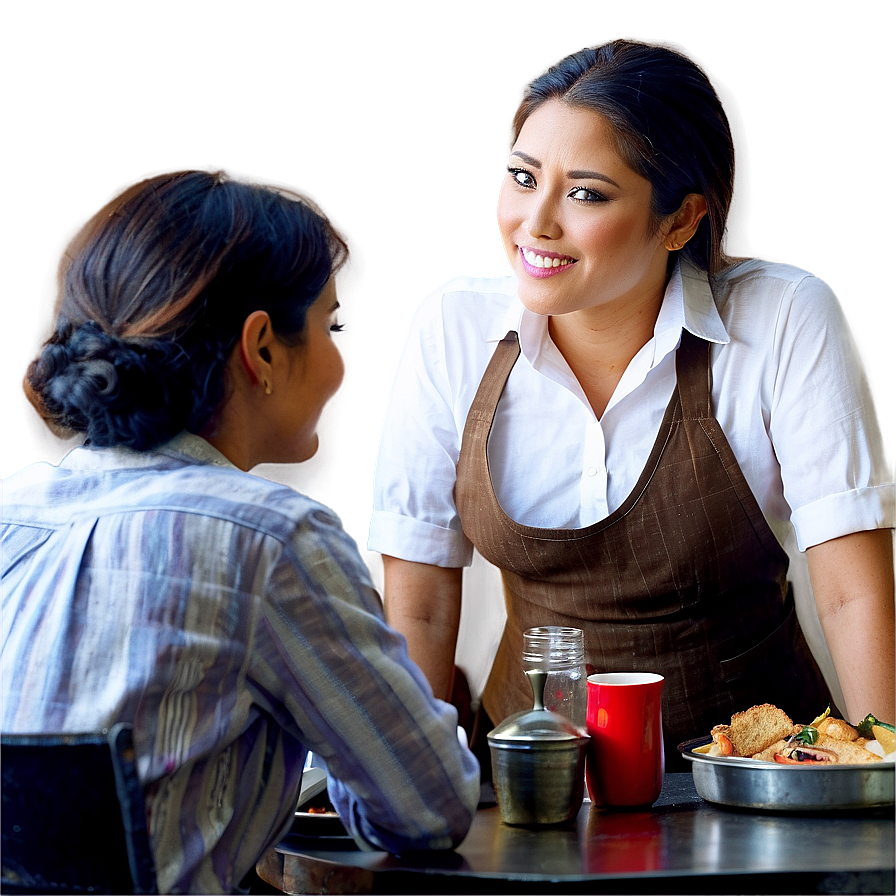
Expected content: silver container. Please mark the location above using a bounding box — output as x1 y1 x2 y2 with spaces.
488 670 590 826
680 737 896 811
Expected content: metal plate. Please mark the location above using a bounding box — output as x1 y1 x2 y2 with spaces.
679 736 895 811
292 810 347 836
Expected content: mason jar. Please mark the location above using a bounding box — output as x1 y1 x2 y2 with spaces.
522 626 587 729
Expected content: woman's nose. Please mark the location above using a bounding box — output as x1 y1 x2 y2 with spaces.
526 195 561 240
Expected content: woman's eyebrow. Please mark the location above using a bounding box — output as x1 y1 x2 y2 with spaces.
567 169 620 188
510 151 620 188
511 151 541 168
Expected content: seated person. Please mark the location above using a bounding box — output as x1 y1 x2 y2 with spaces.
1 170 480 894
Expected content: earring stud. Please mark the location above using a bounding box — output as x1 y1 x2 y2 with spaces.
263 379 272 395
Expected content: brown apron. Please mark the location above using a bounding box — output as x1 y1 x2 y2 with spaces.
456 329 830 769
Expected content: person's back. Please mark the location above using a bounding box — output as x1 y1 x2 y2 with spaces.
1 172 479 893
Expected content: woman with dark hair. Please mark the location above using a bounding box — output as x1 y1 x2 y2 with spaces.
2 171 479 892
370 41 895 770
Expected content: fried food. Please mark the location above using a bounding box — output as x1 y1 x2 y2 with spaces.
753 733 879 764
710 704 795 757
816 716 860 742
703 704 894 765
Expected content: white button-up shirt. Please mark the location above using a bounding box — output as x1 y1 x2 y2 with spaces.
369 259 893 567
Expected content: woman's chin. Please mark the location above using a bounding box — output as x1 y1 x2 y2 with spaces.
250 436 320 470
293 434 320 464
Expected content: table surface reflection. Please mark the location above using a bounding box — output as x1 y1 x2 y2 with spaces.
257 773 895 894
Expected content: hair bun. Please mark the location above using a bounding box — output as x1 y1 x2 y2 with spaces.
27 321 192 450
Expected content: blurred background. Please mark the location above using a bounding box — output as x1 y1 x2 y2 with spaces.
3 0 892 696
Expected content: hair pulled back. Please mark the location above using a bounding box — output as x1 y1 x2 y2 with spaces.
25 170 348 451
513 40 734 274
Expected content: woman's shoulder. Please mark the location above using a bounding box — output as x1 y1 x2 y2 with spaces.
715 257 835 295
712 257 840 323
7 444 348 549
161 460 349 542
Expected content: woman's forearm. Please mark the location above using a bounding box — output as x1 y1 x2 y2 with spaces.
383 556 463 702
807 528 895 724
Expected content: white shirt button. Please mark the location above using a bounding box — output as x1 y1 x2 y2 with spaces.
587 466 599 477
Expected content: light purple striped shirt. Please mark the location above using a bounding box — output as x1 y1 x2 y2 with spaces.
1 434 480 893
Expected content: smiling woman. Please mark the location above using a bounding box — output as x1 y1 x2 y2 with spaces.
370 39 895 777
497 99 708 416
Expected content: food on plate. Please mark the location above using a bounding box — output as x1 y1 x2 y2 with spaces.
706 703 794 757
871 725 896 755
816 715 860 742
695 704 895 764
857 713 896 740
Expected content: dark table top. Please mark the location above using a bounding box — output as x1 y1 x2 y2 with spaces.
257 773 895 895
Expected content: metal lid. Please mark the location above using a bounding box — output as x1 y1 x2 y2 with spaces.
487 707 589 747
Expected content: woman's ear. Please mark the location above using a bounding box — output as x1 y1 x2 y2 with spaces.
238 310 275 393
662 194 708 252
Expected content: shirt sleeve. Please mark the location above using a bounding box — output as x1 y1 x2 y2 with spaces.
250 502 480 853
767 274 895 550
368 288 475 567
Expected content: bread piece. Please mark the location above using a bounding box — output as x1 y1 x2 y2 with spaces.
717 704 795 757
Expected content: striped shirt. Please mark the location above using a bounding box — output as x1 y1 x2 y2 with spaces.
1 433 479 893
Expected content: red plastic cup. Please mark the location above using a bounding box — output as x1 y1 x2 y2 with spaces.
586 672 665 807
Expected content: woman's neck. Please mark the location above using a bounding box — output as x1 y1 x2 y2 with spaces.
548 287 664 419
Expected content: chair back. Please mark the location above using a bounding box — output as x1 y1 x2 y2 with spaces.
1 723 157 894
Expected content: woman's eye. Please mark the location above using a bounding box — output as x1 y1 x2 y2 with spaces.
508 167 536 189
329 322 345 333
569 187 606 203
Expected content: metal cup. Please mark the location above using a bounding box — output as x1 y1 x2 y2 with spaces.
488 669 590 826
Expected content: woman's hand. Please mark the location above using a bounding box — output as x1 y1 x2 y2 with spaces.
383 557 463 702
808 528 895 725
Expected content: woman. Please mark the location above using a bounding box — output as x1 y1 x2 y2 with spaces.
369 41 895 770
1 171 479 893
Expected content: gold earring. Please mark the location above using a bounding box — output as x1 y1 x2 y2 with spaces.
262 379 272 395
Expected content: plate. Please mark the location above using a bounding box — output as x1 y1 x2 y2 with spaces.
292 809 348 837
679 736 895 812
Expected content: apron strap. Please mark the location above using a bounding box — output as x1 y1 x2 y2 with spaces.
465 331 521 429
676 330 712 421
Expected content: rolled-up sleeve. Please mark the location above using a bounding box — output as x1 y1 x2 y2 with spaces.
368 287 474 567
768 274 894 550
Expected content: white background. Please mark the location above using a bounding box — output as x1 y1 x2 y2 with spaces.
3 1 893 692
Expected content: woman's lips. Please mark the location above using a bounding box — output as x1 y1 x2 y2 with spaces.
519 246 577 278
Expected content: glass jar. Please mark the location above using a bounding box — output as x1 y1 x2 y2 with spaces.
522 626 587 729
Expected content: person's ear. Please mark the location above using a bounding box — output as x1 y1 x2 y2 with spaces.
662 194 708 252
238 310 276 394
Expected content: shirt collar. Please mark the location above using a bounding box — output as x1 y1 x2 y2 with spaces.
488 259 729 365
58 432 238 472
679 258 729 345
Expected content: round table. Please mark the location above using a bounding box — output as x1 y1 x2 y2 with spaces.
257 773 895 894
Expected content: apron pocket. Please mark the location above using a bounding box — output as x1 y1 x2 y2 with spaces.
719 593 797 683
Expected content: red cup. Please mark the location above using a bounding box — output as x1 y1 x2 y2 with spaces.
586 672 664 807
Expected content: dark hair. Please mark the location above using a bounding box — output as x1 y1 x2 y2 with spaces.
512 40 734 274
25 170 348 450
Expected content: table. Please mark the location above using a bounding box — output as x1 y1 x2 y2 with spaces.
256 773 895 894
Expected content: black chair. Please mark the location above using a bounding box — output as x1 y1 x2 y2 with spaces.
1 723 157 894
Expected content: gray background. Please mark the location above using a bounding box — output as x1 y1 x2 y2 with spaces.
3 0 891 698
